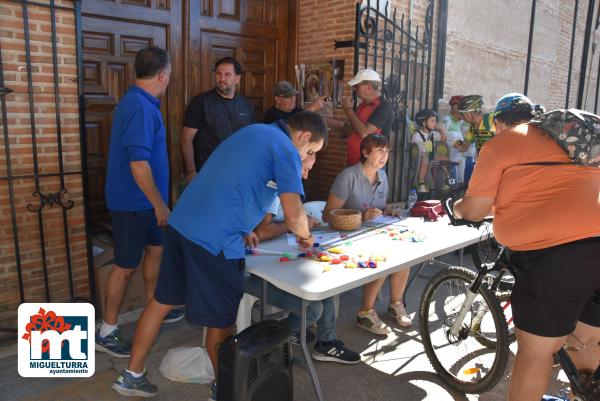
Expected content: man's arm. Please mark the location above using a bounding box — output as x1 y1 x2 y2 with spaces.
181 126 198 182
130 160 170 225
279 192 313 247
254 214 287 241
453 195 494 222
341 97 380 139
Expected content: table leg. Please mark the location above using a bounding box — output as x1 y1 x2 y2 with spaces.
301 299 325 401
260 279 267 321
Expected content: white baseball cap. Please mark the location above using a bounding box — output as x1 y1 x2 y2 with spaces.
347 68 381 86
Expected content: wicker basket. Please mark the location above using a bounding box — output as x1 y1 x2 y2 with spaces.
328 208 362 231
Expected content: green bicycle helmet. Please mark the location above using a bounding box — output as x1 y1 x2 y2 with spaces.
457 95 484 113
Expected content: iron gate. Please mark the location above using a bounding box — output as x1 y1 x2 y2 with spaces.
0 0 94 342
340 0 439 202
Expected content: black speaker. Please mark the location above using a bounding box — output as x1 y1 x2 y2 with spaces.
218 319 292 401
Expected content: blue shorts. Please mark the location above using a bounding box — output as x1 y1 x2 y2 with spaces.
155 225 245 328
110 210 164 268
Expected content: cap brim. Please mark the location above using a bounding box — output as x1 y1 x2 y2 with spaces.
347 78 361 86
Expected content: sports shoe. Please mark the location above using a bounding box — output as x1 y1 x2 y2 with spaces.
312 340 361 364
112 369 157 398
388 302 413 328
356 309 391 335
163 307 185 324
290 329 316 345
417 181 428 193
208 380 217 401
95 328 131 358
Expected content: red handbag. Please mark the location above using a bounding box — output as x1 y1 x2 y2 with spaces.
410 200 445 221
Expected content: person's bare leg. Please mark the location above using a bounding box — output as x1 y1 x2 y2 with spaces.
360 277 386 311
103 265 136 325
508 328 566 401
206 327 234 380
389 270 410 304
127 298 173 373
566 321 600 371
141 245 163 304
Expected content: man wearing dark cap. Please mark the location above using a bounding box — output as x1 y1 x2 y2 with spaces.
181 57 256 183
263 80 324 124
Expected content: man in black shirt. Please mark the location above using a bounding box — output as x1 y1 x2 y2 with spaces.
263 80 323 124
181 57 256 182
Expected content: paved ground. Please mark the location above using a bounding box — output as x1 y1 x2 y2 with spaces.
0 253 569 401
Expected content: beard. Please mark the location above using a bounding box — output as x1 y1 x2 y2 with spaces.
216 83 234 96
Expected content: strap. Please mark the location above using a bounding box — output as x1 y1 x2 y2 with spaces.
518 161 573 166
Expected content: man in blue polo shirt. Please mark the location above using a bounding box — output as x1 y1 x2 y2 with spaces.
96 47 177 359
112 111 328 399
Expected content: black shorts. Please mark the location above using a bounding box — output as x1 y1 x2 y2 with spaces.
509 237 600 337
110 210 164 268
154 225 245 328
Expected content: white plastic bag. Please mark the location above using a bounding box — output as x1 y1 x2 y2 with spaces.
159 346 214 384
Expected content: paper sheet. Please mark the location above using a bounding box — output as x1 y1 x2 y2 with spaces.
362 215 405 226
287 231 342 246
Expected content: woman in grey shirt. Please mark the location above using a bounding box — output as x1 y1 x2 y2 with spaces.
323 134 412 336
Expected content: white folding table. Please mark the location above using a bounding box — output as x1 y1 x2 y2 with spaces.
245 216 491 401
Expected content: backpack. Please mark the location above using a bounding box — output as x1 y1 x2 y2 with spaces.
529 109 600 166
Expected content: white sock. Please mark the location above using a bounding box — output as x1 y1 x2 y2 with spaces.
100 321 118 338
126 369 144 379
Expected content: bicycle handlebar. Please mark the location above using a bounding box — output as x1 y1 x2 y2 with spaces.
442 197 493 228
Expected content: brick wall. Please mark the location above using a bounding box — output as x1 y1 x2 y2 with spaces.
299 0 436 201
442 0 598 114
0 0 90 330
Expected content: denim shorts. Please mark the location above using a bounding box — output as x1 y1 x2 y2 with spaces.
110 209 164 268
154 225 245 328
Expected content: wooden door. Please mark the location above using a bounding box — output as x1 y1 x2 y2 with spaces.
81 0 182 228
189 0 293 121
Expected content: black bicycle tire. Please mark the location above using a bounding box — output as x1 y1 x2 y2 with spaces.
419 266 510 394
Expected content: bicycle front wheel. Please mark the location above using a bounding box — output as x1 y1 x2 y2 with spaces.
419 266 510 393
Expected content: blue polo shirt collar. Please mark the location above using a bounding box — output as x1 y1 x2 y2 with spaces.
273 119 292 138
129 85 160 108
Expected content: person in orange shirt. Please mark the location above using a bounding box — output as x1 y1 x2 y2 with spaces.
453 93 600 401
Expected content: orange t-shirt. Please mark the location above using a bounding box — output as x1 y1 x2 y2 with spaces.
466 123 600 251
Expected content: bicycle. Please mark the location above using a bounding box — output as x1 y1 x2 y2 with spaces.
419 198 600 400
418 198 510 393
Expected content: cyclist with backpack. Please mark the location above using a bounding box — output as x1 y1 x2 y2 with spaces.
452 93 600 401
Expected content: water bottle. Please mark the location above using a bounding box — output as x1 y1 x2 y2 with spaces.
408 189 418 209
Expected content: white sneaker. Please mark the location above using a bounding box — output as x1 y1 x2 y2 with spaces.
356 309 391 335
417 182 428 193
388 302 413 328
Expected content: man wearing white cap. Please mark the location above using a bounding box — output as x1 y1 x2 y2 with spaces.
342 68 393 166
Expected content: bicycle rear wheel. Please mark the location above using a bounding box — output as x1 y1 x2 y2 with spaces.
419 266 510 393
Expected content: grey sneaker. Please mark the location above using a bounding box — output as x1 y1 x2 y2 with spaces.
388 302 413 328
112 369 157 398
356 309 391 335
95 328 131 358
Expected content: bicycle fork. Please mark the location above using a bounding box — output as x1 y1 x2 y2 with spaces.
449 272 488 339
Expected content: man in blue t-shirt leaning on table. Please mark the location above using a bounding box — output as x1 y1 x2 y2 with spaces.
96 47 178 359
112 111 328 399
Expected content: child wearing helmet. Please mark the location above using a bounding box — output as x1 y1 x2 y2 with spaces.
411 108 447 193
